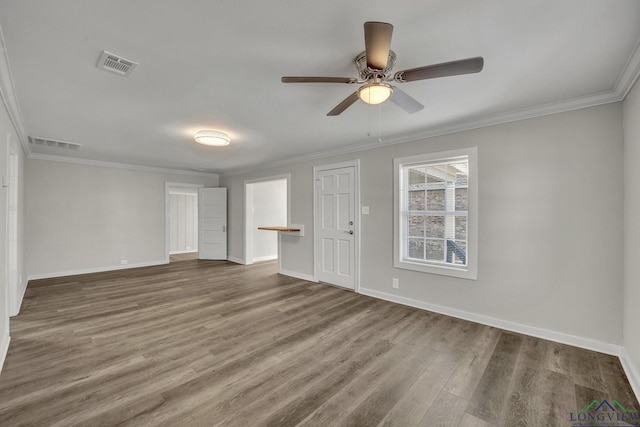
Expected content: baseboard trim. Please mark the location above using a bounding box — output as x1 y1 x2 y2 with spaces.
620 348 640 403
10 277 29 317
0 330 10 375
27 259 168 281
252 255 278 263
359 287 622 357
278 268 316 282
227 256 246 265
169 250 198 255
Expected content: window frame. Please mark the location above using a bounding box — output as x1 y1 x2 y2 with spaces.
393 147 478 280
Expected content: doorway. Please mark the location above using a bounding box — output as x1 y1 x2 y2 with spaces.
314 160 360 291
165 183 202 262
244 176 290 265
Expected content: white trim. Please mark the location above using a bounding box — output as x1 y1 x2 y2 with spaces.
10 276 27 317
168 188 199 196
359 287 622 357
244 174 291 266
165 182 203 263
0 330 9 374
278 268 316 282
0 23 29 156
27 259 168 281
227 256 246 265
277 233 282 273
620 348 640 403
169 250 198 255
29 153 219 178
252 255 278 263
616 35 640 99
5 136 20 315
313 160 361 291
393 147 478 280
220 92 628 179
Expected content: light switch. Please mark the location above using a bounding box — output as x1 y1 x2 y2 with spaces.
362 206 370 215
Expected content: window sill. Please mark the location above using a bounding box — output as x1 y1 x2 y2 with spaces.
394 259 477 280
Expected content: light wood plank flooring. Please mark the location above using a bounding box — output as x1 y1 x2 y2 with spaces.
0 260 637 426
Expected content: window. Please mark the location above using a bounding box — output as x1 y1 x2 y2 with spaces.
394 148 477 280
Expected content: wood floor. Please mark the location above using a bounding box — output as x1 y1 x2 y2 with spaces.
169 252 199 262
0 260 637 427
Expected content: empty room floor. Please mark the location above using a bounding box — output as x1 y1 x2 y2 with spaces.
0 260 637 426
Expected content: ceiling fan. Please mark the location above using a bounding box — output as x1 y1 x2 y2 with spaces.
281 22 484 116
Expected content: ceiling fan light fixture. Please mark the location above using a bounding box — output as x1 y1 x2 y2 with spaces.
358 83 392 105
194 130 230 146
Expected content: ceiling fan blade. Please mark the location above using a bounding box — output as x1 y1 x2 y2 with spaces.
364 22 393 70
394 57 484 83
327 92 360 116
281 76 357 84
389 87 424 114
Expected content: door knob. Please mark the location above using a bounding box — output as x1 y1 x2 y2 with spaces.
345 230 354 235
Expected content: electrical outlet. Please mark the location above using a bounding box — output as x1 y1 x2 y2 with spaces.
121 259 128 265
392 278 399 289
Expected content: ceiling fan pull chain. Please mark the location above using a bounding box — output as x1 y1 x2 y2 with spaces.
367 104 372 137
378 103 383 143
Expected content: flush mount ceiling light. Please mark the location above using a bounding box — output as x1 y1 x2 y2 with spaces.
194 130 231 146
358 82 393 105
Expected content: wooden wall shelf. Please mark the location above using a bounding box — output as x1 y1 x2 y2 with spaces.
258 226 301 233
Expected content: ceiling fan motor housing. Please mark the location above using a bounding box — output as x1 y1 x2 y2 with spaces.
355 50 396 80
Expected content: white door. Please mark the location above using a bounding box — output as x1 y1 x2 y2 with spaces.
198 188 227 260
316 165 356 289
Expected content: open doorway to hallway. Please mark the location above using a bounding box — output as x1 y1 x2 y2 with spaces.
245 176 289 265
166 183 201 263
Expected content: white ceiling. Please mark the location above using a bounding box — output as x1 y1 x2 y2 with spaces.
1 1 639 175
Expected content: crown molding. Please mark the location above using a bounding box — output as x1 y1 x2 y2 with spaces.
28 153 219 178
0 24 30 157
615 35 640 99
221 88 623 178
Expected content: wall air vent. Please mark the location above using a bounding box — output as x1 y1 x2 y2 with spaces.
29 136 81 150
97 51 138 77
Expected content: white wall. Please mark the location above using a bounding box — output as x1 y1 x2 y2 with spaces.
221 103 624 348
251 179 287 262
26 159 218 278
623 78 640 395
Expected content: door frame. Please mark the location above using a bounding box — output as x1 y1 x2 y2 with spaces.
6 136 20 316
164 182 203 263
244 174 291 268
313 160 361 292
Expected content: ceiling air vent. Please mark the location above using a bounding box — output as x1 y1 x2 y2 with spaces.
97 51 138 77
29 136 81 150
